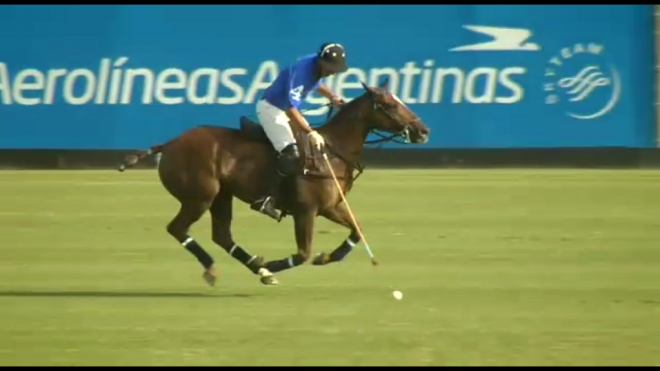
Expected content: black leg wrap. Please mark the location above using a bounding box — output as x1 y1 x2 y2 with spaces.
265 254 305 273
227 244 252 265
183 238 214 269
329 236 360 263
227 244 262 274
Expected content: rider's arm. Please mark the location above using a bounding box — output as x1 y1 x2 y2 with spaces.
285 106 314 134
316 84 336 101
286 67 315 134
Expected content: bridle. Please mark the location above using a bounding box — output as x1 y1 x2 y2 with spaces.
305 99 422 182
366 100 422 145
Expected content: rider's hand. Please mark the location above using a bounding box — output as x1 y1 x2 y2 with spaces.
307 130 325 150
331 95 345 108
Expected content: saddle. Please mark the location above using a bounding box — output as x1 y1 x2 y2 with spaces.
239 116 270 144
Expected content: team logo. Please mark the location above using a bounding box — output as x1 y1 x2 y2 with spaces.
544 43 621 120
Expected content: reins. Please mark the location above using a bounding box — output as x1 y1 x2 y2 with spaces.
307 101 410 183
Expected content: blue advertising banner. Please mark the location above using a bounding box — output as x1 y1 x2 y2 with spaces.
0 5 655 149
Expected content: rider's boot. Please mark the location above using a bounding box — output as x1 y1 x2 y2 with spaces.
250 144 302 221
250 169 285 220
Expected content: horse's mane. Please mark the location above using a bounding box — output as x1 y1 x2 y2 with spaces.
321 92 369 129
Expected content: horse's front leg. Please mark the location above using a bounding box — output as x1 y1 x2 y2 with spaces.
263 208 317 274
313 201 361 266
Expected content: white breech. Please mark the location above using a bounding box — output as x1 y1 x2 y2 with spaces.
256 99 296 152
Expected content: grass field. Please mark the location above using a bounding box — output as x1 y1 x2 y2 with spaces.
0 169 659 366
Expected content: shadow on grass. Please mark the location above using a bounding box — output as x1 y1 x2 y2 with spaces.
0 290 256 299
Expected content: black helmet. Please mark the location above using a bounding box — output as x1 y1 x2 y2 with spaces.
318 42 348 73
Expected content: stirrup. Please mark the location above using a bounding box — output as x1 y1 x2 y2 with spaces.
251 197 281 221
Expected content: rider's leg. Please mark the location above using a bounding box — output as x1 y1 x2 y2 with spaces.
251 100 301 220
250 144 302 219
256 99 297 152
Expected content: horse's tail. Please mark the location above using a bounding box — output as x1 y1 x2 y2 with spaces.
117 143 166 172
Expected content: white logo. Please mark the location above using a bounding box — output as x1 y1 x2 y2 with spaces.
544 43 621 120
450 25 541 52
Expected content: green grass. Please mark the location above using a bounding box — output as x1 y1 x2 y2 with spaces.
0 169 659 366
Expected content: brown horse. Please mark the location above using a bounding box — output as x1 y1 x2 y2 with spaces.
118 79 430 286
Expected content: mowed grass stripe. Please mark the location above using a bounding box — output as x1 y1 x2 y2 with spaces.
0 169 658 366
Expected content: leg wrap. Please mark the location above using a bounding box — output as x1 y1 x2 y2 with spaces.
329 235 360 262
265 253 306 273
182 237 214 269
226 244 262 274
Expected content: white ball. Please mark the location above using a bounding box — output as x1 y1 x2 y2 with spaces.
392 290 403 300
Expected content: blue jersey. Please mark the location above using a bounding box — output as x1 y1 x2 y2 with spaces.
262 54 324 111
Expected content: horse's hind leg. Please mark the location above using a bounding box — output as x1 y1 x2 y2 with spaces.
167 199 217 286
209 190 278 285
312 202 361 266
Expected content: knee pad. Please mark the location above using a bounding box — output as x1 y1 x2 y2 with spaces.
277 144 303 176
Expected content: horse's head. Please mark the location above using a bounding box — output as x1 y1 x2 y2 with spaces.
359 79 430 144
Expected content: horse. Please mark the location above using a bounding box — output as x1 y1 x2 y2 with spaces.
117 78 431 286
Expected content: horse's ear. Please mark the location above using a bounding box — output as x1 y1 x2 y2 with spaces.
379 77 389 90
361 81 374 97
361 81 370 92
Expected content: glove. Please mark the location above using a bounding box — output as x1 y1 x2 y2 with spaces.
307 130 325 151
331 95 345 107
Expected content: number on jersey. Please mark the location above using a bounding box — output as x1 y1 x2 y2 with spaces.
290 85 304 101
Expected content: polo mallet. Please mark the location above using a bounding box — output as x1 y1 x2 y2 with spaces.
321 152 378 266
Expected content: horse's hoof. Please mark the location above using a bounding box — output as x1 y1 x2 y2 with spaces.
248 256 266 273
260 275 279 285
258 268 279 286
312 252 330 266
202 271 217 287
